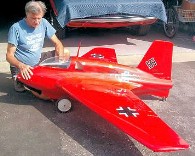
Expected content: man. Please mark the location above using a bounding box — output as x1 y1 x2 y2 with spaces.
6 1 70 99
6 1 70 98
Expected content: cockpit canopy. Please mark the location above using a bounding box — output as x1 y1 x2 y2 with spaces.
39 56 71 69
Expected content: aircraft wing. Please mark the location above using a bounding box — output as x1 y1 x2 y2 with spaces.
56 76 189 152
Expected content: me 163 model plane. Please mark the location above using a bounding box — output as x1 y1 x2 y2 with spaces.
17 40 189 152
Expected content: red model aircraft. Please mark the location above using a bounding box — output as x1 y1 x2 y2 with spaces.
17 40 189 152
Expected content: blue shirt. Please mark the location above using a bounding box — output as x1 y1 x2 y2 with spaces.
8 18 56 66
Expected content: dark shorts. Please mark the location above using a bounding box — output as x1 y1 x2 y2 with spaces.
10 50 55 78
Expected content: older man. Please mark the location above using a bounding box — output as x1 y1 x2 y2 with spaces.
6 1 70 98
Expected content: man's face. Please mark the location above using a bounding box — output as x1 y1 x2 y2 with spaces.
26 12 43 28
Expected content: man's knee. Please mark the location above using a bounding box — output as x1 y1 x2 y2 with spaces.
10 66 19 79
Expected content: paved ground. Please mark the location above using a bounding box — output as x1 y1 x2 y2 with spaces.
0 23 195 156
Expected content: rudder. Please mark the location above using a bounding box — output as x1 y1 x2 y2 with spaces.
137 40 173 80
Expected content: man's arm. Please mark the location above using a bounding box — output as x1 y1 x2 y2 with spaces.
6 43 21 68
6 43 33 80
50 34 70 60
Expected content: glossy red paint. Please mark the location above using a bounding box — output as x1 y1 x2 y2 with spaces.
17 40 189 152
66 19 157 28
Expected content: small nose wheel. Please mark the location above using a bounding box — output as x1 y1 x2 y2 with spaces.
56 98 72 113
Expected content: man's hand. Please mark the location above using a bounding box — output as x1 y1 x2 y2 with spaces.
64 48 70 61
18 63 33 80
59 48 70 62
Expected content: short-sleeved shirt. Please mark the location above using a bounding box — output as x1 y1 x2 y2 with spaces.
8 18 56 67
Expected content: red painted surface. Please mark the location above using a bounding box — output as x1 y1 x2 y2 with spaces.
49 0 58 16
49 0 157 28
17 40 189 152
66 19 157 28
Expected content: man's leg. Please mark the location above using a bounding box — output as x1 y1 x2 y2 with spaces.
10 66 25 92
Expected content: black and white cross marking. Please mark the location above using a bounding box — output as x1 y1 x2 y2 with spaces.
116 106 139 117
145 57 157 69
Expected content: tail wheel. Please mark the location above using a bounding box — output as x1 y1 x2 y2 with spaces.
56 98 72 113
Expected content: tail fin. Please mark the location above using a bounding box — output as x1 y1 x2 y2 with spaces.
137 40 173 80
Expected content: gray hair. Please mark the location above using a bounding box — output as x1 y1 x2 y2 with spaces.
25 1 47 16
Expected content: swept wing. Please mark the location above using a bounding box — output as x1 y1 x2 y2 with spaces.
56 73 189 152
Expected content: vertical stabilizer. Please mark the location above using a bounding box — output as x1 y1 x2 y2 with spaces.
137 40 173 80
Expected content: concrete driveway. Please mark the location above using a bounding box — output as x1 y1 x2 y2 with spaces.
0 23 195 156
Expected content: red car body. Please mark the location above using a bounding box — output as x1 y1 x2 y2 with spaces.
48 0 167 38
49 0 158 27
